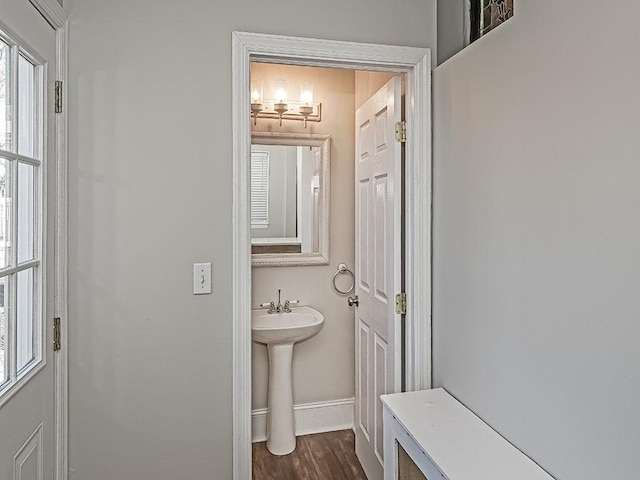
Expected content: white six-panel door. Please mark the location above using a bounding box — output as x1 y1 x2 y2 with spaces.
0 1 56 479
354 77 402 480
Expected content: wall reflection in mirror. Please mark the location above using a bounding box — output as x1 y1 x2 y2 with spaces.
251 132 330 267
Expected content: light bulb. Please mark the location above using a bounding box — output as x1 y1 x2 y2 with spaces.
300 83 314 104
300 90 312 104
251 89 261 102
275 88 287 103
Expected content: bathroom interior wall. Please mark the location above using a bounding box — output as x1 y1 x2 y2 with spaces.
354 71 395 109
65 0 435 476
251 63 356 411
433 1 640 478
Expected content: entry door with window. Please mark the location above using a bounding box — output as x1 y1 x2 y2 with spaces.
354 77 403 480
0 1 57 478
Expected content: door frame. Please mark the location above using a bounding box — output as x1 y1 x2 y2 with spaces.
27 1 69 480
232 31 432 479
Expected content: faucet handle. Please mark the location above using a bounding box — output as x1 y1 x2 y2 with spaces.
260 301 277 313
283 299 299 312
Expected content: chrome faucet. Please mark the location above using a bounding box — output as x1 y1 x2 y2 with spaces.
260 289 299 313
260 300 277 313
283 299 299 312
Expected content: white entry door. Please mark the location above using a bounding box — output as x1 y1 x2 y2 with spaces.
0 0 57 478
354 77 402 480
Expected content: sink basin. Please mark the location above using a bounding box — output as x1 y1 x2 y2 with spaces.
251 307 324 345
251 306 324 456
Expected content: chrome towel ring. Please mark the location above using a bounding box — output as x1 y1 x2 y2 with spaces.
333 263 355 295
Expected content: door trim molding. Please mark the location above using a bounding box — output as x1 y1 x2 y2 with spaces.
53 20 69 480
232 31 432 480
28 2 69 480
29 0 67 29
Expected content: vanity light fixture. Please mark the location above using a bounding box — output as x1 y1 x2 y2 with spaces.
298 83 314 128
273 80 289 126
250 80 322 128
251 80 264 125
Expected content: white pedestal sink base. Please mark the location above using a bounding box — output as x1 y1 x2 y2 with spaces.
266 343 296 455
251 307 325 456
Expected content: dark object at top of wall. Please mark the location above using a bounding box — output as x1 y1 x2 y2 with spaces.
470 0 514 42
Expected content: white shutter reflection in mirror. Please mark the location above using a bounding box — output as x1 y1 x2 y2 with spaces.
250 150 270 228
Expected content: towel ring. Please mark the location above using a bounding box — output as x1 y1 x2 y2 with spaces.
333 263 355 295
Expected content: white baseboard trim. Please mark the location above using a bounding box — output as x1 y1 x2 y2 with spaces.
252 397 354 443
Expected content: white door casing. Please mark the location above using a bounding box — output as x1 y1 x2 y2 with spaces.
0 0 58 478
354 77 402 480
232 32 432 480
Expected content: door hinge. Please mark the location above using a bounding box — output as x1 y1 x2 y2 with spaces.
55 81 63 113
53 317 61 351
395 121 406 143
395 292 407 315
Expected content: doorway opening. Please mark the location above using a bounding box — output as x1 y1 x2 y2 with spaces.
250 62 403 479
232 32 432 480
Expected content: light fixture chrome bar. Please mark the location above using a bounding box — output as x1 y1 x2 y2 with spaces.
250 101 322 126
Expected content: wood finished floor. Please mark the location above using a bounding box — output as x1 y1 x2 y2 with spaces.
252 430 368 480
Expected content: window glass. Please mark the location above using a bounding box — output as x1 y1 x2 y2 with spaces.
17 162 34 264
17 55 36 158
0 157 12 269
0 30 42 398
16 267 34 371
0 276 8 385
0 41 11 152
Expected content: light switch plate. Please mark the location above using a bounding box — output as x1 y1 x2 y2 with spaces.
193 263 212 295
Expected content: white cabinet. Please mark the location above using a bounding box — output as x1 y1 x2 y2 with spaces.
381 388 555 480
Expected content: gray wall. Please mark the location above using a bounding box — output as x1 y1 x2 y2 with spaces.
65 0 436 478
437 0 466 64
433 1 640 478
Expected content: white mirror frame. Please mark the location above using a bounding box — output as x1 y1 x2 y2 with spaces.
251 131 330 267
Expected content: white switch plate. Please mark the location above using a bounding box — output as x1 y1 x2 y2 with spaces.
193 263 212 295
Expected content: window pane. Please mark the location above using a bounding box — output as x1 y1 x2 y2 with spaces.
17 162 34 263
0 41 11 152
0 276 8 385
0 158 12 268
17 268 34 371
18 55 36 158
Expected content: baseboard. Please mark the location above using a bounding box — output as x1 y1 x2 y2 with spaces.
252 397 354 443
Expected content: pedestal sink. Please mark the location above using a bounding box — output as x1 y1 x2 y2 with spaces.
252 306 324 455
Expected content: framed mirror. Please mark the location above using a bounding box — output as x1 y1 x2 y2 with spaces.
251 132 330 267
